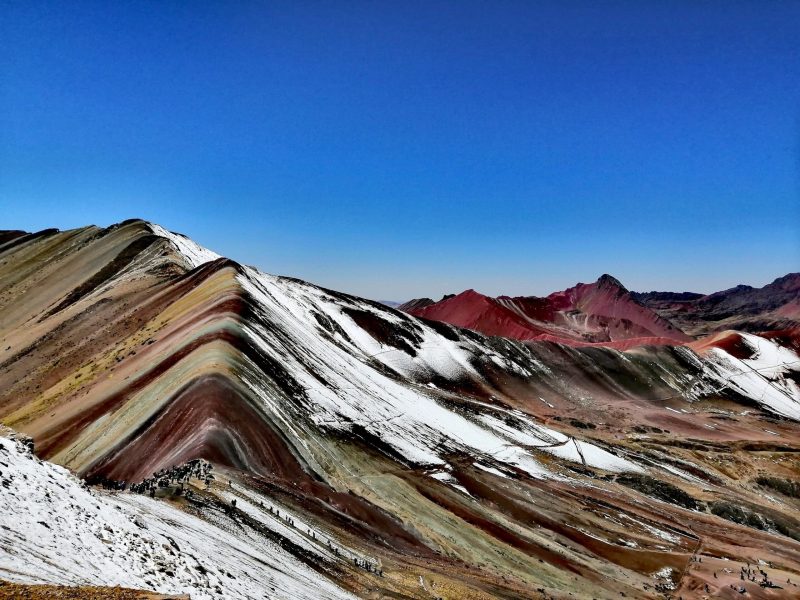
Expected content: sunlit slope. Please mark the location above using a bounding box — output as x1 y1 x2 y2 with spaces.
403 275 692 348
2 220 800 599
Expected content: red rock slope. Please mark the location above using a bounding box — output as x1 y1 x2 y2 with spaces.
403 274 691 347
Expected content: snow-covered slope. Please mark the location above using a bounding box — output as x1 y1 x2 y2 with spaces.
701 332 800 420
147 223 221 268
0 429 354 600
238 266 644 478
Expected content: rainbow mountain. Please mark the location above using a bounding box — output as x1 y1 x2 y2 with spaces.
1 220 799 599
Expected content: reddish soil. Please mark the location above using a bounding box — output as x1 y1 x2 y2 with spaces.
406 275 691 347
0 581 186 599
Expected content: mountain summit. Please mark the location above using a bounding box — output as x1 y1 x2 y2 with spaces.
403 274 691 347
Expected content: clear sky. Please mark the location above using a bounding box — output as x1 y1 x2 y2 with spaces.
2 1 799 301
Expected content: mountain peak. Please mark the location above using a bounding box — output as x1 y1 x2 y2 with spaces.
455 288 484 299
595 274 628 292
768 272 800 292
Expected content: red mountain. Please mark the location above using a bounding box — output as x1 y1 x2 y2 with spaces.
402 274 692 347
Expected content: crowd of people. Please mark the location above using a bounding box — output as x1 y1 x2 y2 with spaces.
87 459 387 578
87 458 214 497
738 562 781 588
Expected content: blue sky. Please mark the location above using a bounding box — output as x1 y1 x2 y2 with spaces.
2 1 798 300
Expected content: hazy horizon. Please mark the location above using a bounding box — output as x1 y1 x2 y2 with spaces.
2 216 796 302
3 1 799 300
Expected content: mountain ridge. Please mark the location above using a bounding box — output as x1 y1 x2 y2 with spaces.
402 275 692 348
633 272 800 336
401 272 800 347
1 220 800 599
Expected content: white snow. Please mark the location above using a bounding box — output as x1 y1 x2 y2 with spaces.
0 433 354 600
477 413 642 473
703 333 800 421
238 268 543 473
472 463 509 478
429 471 473 496
149 223 221 269
654 566 674 578
618 514 681 544
235 267 643 481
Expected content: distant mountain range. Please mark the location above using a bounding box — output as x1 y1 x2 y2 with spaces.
377 300 402 308
632 273 800 336
400 273 800 348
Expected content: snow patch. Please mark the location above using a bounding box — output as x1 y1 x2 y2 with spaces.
0 434 353 600
703 334 800 421
149 223 221 269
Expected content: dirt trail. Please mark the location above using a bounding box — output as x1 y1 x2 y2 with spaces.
0 581 188 599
